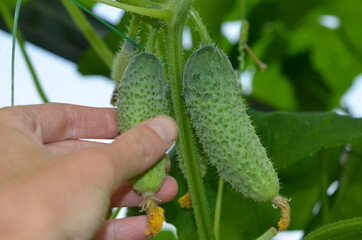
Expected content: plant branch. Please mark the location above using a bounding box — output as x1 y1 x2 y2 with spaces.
146 27 159 52
244 43 268 72
94 0 171 20
189 7 212 45
62 0 114 68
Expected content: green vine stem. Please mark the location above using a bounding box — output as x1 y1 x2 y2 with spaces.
256 227 278 240
10 0 22 106
303 217 362 240
164 1 215 239
1 3 49 103
94 0 171 20
110 207 121 219
214 176 224 240
189 7 212 45
145 27 159 53
61 0 114 68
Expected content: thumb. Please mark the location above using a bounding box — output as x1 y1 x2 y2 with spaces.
72 115 178 194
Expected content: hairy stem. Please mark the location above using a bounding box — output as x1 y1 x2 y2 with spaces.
146 27 159 53
214 176 224 240
61 0 114 68
165 1 215 239
94 0 171 20
189 7 212 45
128 14 141 39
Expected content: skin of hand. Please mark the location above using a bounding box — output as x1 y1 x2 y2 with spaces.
0 103 178 240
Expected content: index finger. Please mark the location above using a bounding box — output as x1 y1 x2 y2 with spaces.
3 103 120 143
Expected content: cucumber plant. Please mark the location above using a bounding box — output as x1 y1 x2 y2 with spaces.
9 0 362 239
102 0 290 238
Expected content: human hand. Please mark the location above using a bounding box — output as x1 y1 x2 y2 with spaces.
0 103 178 240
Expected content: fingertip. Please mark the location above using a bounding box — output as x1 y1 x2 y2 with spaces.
93 216 149 240
146 116 178 147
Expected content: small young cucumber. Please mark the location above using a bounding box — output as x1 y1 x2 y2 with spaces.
183 45 279 202
116 52 168 194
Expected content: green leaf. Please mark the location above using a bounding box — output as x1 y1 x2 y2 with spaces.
251 111 362 168
303 217 362 240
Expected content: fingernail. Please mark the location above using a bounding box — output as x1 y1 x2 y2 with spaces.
147 116 177 144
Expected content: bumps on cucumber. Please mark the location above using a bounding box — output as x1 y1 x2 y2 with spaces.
116 52 168 194
183 45 279 201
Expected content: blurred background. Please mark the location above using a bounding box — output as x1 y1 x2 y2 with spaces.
1 0 361 239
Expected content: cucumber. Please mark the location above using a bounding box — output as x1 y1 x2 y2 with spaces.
116 52 168 194
183 45 279 201
116 51 168 236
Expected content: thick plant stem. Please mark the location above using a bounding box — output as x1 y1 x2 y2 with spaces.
1 3 49 103
61 0 114 68
214 177 224 240
165 3 215 237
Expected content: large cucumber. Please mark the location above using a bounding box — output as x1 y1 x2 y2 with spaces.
116 52 168 194
183 45 279 202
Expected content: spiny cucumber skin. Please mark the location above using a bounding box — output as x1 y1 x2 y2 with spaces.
166 84 208 178
111 41 138 106
116 52 167 194
183 45 279 201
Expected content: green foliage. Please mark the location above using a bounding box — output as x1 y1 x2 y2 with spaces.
304 217 362 240
251 111 362 168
